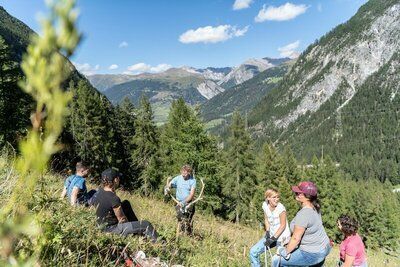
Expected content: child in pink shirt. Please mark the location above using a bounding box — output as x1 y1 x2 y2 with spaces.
338 215 367 267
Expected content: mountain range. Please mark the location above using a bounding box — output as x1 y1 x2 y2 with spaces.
88 57 290 123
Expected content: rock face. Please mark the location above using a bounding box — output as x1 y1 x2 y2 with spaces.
250 0 400 132
217 58 285 89
273 3 400 129
196 80 225 100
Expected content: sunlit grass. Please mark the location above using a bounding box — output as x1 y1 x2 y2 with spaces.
1 154 399 266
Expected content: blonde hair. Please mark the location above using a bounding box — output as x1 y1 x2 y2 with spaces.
264 189 279 200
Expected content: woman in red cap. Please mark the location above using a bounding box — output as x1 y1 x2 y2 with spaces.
271 181 331 267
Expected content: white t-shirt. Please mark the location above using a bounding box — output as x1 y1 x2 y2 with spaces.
262 202 291 243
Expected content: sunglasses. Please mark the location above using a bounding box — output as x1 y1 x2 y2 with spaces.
294 192 302 196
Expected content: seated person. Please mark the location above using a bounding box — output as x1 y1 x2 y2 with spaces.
272 181 331 267
338 214 368 267
91 168 157 243
60 161 96 206
250 189 291 267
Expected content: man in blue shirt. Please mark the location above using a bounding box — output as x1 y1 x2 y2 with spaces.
60 161 96 206
165 164 196 234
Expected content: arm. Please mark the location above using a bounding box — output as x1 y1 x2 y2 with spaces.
113 206 128 223
169 177 178 188
165 177 177 195
184 187 195 204
264 214 270 232
286 225 305 253
343 254 355 267
60 187 67 199
70 187 79 206
272 211 287 238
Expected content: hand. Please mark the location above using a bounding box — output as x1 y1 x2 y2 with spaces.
265 231 271 239
277 246 290 260
164 186 170 195
264 236 277 247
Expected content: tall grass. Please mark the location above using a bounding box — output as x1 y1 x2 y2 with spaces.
0 0 80 265
0 154 399 266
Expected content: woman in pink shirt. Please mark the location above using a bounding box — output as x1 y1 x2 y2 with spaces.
337 214 368 267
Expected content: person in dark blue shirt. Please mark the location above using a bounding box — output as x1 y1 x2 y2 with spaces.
60 161 96 206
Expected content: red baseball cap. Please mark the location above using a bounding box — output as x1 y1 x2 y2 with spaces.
292 181 318 197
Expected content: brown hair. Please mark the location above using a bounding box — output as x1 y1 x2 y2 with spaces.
181 164 192 174
338 214 359 236
304 193 321 214
76 161 89 171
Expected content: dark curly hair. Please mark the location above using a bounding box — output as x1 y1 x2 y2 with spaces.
338 214 359 236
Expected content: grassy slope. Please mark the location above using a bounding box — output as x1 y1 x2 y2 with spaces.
0 154 399 266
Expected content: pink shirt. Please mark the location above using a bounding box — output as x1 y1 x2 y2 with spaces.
340 234 367 266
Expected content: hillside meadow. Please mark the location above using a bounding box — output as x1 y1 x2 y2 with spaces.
1 153 399 266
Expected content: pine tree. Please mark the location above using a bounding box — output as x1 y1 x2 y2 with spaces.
160 99 223 212
68 80 120 176
257 143 297 221
222 111 257 224
282 146 301 185
160 98 194 172
313 157 347 239
352 179 400 251
114 97 137 187
131 95 161 194
0 36 31 147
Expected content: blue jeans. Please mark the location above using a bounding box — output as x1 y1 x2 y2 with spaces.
250 237 280 267
271 244 331 267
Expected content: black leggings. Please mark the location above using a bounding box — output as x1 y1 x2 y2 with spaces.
121 200 139 222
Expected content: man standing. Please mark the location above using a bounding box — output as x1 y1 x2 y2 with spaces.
165 164 196 234
60 161 96 206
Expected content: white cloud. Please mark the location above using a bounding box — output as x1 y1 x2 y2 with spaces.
233 0 253 10
317 3 322 12
127 63 151 73
108 64 118 70
119 41 128 48
125 63 172 74
73 62 100 75
255 3 308 22
179 25 249 44
278 40 301 59
150 63 172 73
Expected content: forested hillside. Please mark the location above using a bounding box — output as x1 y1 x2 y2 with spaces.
201 62 291 133
104 77 206 123
248 0 400 184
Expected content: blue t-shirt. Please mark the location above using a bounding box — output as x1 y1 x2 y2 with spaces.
65 175 87 199
171 175 196 203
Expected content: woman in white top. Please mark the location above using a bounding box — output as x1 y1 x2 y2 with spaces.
250 189 291 267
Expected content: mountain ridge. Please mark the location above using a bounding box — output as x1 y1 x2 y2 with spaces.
247 0 400 183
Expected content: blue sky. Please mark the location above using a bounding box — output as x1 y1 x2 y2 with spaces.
2 0 367 75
